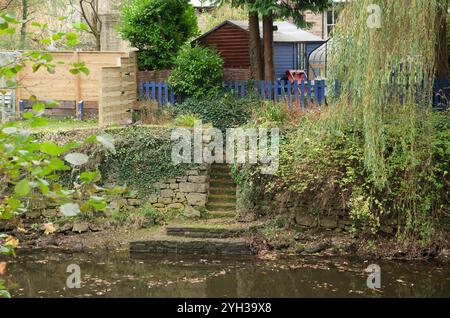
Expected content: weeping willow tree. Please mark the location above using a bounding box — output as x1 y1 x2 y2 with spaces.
277 0 448 241
325 0 446 237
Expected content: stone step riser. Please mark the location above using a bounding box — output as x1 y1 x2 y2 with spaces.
130 240 253 256
207 213 236 218
166 228 243 239
207 205 236 211
208 198 236 204
210 182 236 188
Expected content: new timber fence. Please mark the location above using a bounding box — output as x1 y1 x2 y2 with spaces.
6 50 138 125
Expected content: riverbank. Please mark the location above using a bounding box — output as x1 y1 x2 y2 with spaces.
9 215 450 264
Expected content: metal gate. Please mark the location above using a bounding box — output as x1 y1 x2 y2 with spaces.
0 52 19 122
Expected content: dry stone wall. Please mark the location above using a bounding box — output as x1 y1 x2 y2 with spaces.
238 188 396 235
146 164 210 217
25 163 211 221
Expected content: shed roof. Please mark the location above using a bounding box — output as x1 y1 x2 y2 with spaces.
196 20 323 43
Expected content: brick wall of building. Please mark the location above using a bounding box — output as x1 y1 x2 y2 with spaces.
222 68 251 81
138 68 251 84
304 11 325 39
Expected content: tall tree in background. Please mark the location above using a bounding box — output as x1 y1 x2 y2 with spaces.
19 0 28 49
254 0 331 82
79 0 102 51
248 1 264 80
119 0 198 70
223 0 330 82
262 11 274 81
220 0 264 80
436 0 449 80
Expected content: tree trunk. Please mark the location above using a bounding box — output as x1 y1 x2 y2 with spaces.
263 13 275 82
249 12 264 80
95 33 101 51
19 0 29 50
435 0 449 80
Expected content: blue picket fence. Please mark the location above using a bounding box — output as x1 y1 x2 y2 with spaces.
333 78 449 110
139 80 327 107
139 81 175 105
139 78 449 111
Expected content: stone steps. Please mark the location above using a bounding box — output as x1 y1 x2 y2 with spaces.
209 188 236 195
130 234 253 256
206 203 236 211
206 163 237 218
208 194 236 203
166 225 244 238
210 180 236 188
206 211 236 218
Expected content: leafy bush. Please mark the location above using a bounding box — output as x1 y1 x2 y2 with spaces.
99 127 194 197
119 0 199 70
0 14 110 297
173 113 200 127
169 45 224 99
172 95 256 130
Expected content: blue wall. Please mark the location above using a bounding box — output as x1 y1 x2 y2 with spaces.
274 42 323 79
274 42 297 79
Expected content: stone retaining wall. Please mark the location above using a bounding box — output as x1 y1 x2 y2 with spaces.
146 164 210 218
130 239 253 255
26 163 211 221
238 189 396 235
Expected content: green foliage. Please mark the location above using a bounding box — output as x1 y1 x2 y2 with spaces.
225 0 330 27
0 14 109 297
323 0 445 239
172 95 256 130
448 15 450 67
173 113 200 128
99 127 194 197
111 206 185 227
169 45 224 99
199 3 248 33
119 0 199 70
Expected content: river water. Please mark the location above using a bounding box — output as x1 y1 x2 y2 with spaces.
1 251 449 298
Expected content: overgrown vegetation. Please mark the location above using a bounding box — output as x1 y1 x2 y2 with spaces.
172 94 257 130
99 127 194 197
169 45 224 99
198 3 248 33
0 14 112 297
232 1 450 244
119 0 199 70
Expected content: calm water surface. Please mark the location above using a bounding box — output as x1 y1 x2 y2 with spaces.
2 251 449 298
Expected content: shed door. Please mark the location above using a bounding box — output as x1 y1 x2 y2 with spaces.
274 42 296 79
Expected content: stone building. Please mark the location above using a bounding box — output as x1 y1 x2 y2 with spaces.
98 0 130 51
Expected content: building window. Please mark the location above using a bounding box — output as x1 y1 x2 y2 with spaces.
325 4 343 39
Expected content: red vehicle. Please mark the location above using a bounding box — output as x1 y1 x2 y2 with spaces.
285 70 308 94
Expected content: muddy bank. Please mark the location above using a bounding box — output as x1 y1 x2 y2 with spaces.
5 216 450 264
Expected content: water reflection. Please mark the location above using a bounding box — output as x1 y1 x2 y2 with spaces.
1 251 449 298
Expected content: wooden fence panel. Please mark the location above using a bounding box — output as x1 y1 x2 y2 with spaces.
98 54 137 126
14 51 136 118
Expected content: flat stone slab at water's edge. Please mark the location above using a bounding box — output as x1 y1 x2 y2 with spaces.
130 235 254 256
165 225 244 239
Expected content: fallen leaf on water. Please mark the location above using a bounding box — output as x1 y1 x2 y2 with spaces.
4 236 19 248
17 227 27 233
0 262 6 275
42 223 56 235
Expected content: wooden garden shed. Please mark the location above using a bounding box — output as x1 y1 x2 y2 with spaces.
195 20 324 79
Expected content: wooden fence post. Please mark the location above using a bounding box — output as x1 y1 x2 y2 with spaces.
19 100 25 112
77 101 84 120
74 51 82 118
